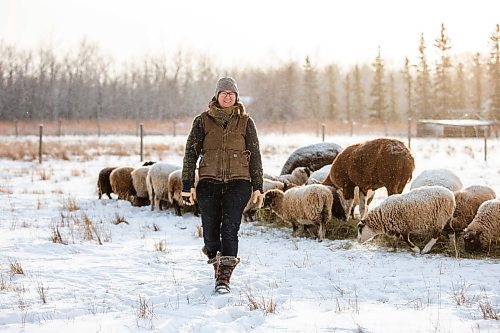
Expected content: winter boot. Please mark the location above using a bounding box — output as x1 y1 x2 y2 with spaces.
213 255 240 294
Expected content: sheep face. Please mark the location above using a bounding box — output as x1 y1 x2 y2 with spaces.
357 220 379 243
262 189 284 213
463 229 482 252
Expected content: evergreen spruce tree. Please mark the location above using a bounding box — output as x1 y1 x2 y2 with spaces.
369 47 387 121
402 57 414 120
414 33 433 119
488 24 500 120
303 56 320 133
433 23 453 118
472 52 483 111
325 65 338 120
388 73 398 121
344 73 351 123
353 65 365 120
453 62 466 110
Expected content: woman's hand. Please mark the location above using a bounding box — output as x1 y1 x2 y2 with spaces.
251 190 264 208
181 188 197 206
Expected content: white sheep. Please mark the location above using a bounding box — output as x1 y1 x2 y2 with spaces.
243 178 286 222
357 186 456 254
463 198 500 252
275 166 311 186
449 185 496 233
146 162 181 211
307 164 331 185
263 184 333 241
129 166 152 207
167 169 199 216
410 168 463 191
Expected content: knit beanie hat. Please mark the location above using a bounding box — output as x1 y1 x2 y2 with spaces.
215 77 239 98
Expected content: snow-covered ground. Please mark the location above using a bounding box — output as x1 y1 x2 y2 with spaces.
1 133 499 333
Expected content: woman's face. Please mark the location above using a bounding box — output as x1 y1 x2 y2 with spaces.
217 90 237 108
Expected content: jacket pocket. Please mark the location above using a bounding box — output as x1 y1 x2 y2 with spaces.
198 150 219 177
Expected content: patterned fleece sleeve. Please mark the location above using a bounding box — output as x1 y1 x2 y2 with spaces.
246 117 263 193
182 115 204 192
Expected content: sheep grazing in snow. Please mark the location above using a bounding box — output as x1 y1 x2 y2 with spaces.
243 178 287 222
129 166 152 207
307 164 331 185
97 167 117 199
449 185 496 233
463 198 500 252
109 167 136 200
274 166 311 186
167 169 200 216
357 186 456 254
263 184 333 241
410 168 463 192
323 138 415 220
280 142 343 175
146 162 181 211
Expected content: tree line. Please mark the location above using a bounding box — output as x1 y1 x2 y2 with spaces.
0 23 499 126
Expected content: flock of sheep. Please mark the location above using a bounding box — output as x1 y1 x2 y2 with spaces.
97 138 500 255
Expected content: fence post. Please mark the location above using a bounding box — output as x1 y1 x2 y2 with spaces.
39 124 43 164
484 125 488 162
407 118 412 148
140 123 144 162
321 124 325 142
58 119 62 137
15 120 18 137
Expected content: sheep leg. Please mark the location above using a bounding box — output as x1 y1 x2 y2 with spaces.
358 191 367 219
358 189 374 220
150 190 155 211
345 199 355 222
106 192 112 199
304 225 316 239
317 222 326 242
173 201 182 216
421 238 438 254
291 222 299 237
402 232 420 253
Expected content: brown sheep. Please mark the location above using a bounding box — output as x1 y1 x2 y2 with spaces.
97 167 117 199
463 198 500 252
109 167 136 200
323 138 415 219
449 185 496 233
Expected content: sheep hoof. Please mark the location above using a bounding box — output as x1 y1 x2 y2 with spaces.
411 246 420 254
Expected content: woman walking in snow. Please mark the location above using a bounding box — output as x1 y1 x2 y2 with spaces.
181 77 264 294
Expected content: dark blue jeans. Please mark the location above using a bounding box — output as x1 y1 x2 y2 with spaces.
196 179 252 258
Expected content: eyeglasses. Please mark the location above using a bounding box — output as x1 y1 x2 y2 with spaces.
219 91 236 98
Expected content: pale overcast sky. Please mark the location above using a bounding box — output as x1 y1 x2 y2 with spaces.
1 0 499 69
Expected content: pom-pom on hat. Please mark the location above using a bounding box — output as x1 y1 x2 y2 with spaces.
215 77 239 98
